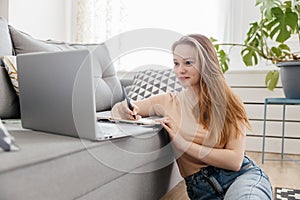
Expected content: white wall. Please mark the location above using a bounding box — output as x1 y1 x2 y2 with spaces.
224 70 300 155
3 0 261 49
7 0 73 42
0 0 9 19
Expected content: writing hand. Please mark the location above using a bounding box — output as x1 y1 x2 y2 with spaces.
122 86 137 119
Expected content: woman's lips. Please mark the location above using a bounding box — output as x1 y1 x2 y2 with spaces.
178 77 190 81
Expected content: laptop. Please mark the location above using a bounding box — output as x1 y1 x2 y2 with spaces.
17 49 158 141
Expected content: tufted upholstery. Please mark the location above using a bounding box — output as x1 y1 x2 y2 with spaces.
87 44 124 111
0 22 124 118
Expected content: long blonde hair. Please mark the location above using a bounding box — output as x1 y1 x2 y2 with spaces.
172 34 250 146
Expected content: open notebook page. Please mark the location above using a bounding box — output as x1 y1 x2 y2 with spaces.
96 111 166 125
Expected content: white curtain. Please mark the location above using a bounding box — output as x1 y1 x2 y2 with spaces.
75 0 232 43
75 0 125 43
74 0 234 71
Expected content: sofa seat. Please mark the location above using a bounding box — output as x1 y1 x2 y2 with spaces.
0 121 182 200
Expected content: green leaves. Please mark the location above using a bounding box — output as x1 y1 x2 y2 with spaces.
241 0 298 65
270 44 291 59
241 47 259 66
265 70 279 90
295 0 300 16
256 0 281 19
267 6 298 43
218 49 230 73
211 0 299 90
210 37 230 73
241 22 264 66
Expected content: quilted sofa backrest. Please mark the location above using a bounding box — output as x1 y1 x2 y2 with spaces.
0 21 123 118
72 44 124 111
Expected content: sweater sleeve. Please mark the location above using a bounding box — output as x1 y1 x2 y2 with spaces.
133 92 177 117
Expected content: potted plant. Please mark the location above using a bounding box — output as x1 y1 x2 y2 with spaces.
213 0 300 98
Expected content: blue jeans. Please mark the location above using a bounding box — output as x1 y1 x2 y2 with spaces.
184 155 273 200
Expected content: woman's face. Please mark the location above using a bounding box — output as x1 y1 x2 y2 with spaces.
173 44 200 90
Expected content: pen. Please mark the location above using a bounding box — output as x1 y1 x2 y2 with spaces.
122 86 136 119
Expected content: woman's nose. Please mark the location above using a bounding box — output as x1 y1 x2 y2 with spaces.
178 64 186 73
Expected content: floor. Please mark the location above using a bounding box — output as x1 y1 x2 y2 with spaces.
160 151 300 200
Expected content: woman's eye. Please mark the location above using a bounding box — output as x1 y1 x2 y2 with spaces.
186 61 192 65
174 62 179 66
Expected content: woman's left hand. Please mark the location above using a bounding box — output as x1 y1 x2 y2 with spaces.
160 117 190 152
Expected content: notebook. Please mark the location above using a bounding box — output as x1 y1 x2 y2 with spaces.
17 49 160 141
96 110 166 126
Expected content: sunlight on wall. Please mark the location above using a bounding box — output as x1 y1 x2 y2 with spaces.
8 0 71 41
122 0 222 38
109 0 230 72
115 49 174 72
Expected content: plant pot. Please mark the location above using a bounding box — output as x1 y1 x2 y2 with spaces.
277 61 300 99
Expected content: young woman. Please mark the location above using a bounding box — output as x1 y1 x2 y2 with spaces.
111 34 273 199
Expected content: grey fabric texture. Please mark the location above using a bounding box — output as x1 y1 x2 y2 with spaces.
0 123 173 173
9 26 63 55
78 163 181 200
0 123 181 200
128 68 183 100
88 44 124 111
8 26 123 111
0 17 19 118
0 67 20 119
0 17 13 65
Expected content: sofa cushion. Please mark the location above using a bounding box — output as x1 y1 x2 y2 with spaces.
0 122 181 200
2 56 18 95
8 26 123 111
0 17 19 119
128 68 183 100
9 26 102 54
9 26 62 55
88 44 124 110
0 67 20 119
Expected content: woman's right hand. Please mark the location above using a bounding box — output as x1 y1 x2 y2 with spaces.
111 100 141 120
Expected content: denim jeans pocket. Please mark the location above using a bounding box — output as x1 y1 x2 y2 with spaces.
185 168 223 199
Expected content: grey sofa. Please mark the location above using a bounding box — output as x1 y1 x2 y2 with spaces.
0 17 182 200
